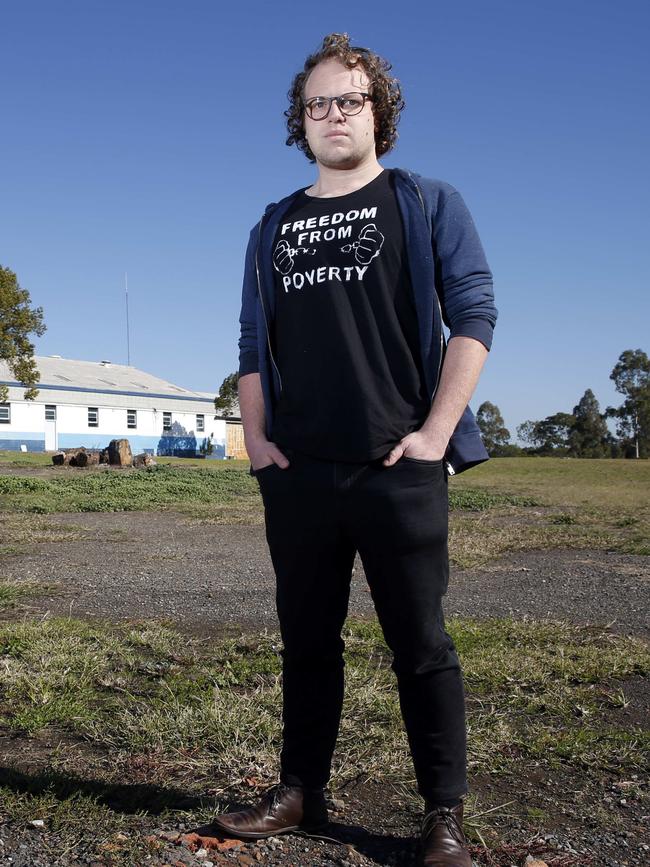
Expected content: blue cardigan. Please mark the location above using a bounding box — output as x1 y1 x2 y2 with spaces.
238 168 498 474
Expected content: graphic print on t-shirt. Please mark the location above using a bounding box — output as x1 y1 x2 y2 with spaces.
340 223 385 264
272 204 385 291
270 169 430 463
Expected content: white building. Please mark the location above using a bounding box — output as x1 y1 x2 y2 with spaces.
0 355 234 458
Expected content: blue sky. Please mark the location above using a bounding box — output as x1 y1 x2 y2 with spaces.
2 0 648 440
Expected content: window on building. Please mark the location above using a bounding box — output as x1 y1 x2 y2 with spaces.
0 404 10 424
196 414 205 432
163 411 172 431
45 405 56 421
88 407 99 427
127 409 137 429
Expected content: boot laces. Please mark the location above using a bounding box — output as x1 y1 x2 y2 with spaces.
422 805 464 844
267 783 291 814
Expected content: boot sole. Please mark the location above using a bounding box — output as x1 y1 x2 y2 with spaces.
210 820 329 841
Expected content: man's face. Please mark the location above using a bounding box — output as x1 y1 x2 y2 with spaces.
303 58 376 170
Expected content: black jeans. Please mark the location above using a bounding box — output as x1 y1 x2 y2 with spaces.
254 447 467 803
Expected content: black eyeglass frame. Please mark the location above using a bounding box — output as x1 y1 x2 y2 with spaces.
303 92 373 121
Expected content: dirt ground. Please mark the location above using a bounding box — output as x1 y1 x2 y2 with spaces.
2 510 649 640
0 509 648 866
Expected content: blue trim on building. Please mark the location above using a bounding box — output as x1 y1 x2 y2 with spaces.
0 379 215 404
0 435 45 452
0 432 228 458
55 432 227 459
57 433 161 451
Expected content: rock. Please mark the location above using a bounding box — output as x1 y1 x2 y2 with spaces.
134 452 156 467
157 830 182 842
181 832 240 852
64 448 86 466
53 447 100 467
29 819 45 828
70 449 87 467
107 438 133 466
524 858 549 866
72 449 100 467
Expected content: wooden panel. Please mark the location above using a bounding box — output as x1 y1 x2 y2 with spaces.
226 422 248 460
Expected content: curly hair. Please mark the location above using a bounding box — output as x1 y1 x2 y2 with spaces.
285 33 404 163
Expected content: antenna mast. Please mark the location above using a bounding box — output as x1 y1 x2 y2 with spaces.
125 272 131 366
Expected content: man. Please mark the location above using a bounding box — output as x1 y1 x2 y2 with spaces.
213 33 497 866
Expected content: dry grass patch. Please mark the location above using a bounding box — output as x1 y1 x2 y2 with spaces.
0 574 54 611
0 615 647 861
449 506 622 569
451 457 650 557
0 514 87 547
1 617 647 793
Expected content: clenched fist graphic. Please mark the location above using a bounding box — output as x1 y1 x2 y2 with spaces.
272 240 317 275
273 239 295 275
340 223 385 265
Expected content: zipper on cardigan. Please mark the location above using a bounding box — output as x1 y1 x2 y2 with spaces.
411 175 455 476
411 175 445 402
255 214 283 393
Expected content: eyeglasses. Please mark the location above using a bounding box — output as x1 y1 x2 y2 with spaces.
303 92 372 121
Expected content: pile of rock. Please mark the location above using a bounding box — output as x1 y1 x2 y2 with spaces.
52 447 101 467
52 439 156 469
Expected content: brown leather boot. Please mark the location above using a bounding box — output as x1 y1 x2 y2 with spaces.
419 801 472 866
210 783 329 840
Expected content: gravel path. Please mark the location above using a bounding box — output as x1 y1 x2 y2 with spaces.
3 511 648 638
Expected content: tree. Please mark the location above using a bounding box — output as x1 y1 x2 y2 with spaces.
0 265 46 402
607 349 650 458
200 436 214 456
568 389 610 458
517 412 574 455
476 401 511 455
214 372 239 417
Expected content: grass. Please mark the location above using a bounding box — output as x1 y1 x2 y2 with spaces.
448 457 650 565
0 461 531 516
1 456 649 566
0 449 53 467
0 464 259 517
0 616 647 787
0 514 86 545
0 615 647 861
0 578 38 608
0 572 53 610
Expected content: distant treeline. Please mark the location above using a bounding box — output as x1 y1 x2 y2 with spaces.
478 349 650 459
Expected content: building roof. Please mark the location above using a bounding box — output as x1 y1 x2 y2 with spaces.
1 356 240 416
1 355 208 397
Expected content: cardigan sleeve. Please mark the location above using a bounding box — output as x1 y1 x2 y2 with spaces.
433 189 497 350
238 227 260 376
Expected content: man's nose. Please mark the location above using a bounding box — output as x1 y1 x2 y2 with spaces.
328 100 346 121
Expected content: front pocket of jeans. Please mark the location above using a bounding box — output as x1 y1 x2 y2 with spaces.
400 456 443 466
253 462 279 476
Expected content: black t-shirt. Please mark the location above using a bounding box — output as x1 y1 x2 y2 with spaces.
270 169 430 462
